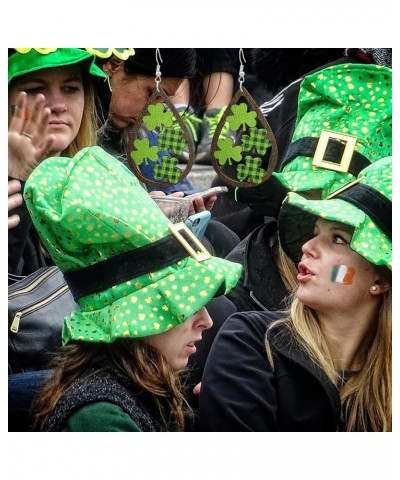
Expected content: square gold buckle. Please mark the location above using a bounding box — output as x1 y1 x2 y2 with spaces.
168 223 211 262
313 130 357 173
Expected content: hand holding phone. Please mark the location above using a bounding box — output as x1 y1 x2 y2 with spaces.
184 186 228 201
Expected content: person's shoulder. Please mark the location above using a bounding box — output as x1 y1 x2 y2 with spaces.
220 310 286 339
63 401 142 432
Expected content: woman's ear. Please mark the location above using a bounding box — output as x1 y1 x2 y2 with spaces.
370 278 391 295
103 58 123 77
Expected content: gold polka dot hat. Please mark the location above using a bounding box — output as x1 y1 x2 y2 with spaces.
24 146 242 344
8 48 108 85
278 156 392 269
236 63 392 217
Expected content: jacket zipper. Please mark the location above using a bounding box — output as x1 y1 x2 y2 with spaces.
10 283 69 333
8 266 58 299
249 291 268 311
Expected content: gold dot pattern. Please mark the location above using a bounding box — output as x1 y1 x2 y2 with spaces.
274 64 392 197
24 146 242 344
282 157 392 269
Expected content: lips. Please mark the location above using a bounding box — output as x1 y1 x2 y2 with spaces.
297 262 314 283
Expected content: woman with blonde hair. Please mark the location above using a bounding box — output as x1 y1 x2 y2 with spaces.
200 156 391 432
8 48 108 277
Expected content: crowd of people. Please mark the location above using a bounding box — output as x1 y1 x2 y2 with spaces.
8 48 392 432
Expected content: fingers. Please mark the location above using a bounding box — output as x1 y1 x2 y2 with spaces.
8 179 22 195
8 180 23 229
193 382 201 395
8 214 21 230
20 94 46 143
9 91 27 133
8 190 23 211
168 191 185 198
149 191 167 197
203 195 217 211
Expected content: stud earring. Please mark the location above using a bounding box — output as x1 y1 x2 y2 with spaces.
371 285 378 292
128 48 194 188
211 48 278 188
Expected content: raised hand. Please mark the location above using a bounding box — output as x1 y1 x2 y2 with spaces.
8 92 56 180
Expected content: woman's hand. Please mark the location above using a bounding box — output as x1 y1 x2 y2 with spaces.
8 179 23 229
8 92 56 180
149 190 216 216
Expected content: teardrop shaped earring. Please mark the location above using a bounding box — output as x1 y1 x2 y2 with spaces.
128 48 195 188
211 48 278 188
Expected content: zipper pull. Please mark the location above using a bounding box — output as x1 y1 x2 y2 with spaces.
10 312 22 333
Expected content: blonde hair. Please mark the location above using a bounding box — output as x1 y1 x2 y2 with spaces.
62 73 99 157
266 286 392 432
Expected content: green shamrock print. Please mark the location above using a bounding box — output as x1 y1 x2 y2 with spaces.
143 104 174 131
237 156 266 184
241 128 271 155
130 138 159 165
158 127 186 155
154 156 182 183
214 138 242 166
226 104 257 131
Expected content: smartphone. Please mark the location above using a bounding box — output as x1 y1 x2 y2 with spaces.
184 186 228 201
185 211 211 240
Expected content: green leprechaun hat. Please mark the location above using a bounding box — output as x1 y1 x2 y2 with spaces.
236 63 392 218
8 48 108 84
24 146 242 345
278 156 392 269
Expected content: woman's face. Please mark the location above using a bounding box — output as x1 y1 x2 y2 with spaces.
8 65 85 156
145 307 213 371
296 218 379 314
106 61 184 129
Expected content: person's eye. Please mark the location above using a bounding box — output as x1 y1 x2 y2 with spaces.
332 234 349 245
24 87 44 95
64 85 81 94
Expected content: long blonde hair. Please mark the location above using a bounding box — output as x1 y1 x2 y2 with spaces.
266 286 392 432
62 72 100 157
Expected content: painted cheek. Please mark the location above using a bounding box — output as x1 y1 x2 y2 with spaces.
331 265 355 285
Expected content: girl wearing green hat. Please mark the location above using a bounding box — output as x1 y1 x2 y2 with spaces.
200 157 391 432
8 48 108 278
24 146 242 431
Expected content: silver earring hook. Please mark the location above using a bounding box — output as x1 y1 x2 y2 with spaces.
238 48 246 91
155 48 163 92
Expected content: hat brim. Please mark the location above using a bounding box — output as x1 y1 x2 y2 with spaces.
278 192 392 269
8 48 107 84
62 253 241 344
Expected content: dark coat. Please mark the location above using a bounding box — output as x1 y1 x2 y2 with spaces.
225 218 288 312
199 311 342 432
8 179 51 279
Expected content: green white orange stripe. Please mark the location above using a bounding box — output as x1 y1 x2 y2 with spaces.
331 265 355 285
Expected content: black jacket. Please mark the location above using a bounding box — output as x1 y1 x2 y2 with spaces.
199 311 342 431
8 179 51 279
225 219 288 312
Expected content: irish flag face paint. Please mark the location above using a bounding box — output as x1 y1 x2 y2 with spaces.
331 265 355 285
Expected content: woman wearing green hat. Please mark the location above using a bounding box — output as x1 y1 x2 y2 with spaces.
200 157 391 432
8 48 108 278
24 146 242 431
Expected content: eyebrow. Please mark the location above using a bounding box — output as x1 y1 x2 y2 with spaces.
21 75 82 84
316 219 354 234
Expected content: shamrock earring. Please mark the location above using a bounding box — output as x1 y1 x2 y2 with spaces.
211 49 278 188
128 49 195 188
